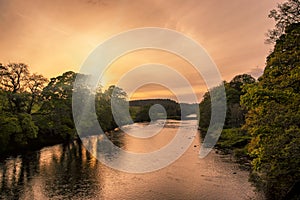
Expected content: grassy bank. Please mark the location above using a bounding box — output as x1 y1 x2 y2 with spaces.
200 128 252 169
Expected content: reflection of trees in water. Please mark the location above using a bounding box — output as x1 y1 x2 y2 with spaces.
105 131 125 148
0 136 124 199
41 141 102 199
0 152 40 199
82 132 125 169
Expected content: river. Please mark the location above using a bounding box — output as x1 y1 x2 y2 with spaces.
0 120 262 200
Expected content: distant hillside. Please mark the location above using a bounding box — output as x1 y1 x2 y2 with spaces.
129 99 198 122
129 99 178 107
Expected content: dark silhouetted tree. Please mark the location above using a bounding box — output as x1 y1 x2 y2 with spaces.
266 0 300 44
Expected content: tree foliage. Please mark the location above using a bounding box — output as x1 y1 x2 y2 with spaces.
0 63 44 152
0 63 47 114
0 66 129 155
95 85 129 132
242 23 300 199
199 74 255 130
129 99 188 122
35 71 77 143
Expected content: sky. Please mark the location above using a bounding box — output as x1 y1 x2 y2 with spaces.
0 0 285 102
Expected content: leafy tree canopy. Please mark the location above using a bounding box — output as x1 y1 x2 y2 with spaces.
242 23 300 200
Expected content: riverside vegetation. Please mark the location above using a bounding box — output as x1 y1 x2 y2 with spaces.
0 0 299 199
199 1 300 198
0 68 129 156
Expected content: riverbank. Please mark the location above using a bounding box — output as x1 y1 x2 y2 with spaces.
199 128 252 170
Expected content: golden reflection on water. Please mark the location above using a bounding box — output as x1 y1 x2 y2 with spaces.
39 145 63 168
0 121 261 200
122 126 177 153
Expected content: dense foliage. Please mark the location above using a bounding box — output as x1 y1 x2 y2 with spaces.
0 63 45 153
129 99 197 122
199 23 299 200
0 1 298 198
199 23 300 199
129 99 180 122
0 66 127 155
242 23 300 199
199 74 255 130
198 74 255 164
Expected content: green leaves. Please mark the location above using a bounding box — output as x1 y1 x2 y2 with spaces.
0 113 21 153
199 74 255 130
242 23 300 199
0 112 38 153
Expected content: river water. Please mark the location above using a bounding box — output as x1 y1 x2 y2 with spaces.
0 120 262 200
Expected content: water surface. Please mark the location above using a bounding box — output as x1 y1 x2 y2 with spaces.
0 120 262 200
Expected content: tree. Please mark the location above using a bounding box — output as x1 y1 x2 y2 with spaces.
227 74 255 128
229 74 255 92
37 71 77 142
27 74 47 114
0 63 29 93
242 23 300 199
129 99 181 121
0 63 30 113
199 90 212 129
13 113 38 147
95 88 116 132
95 85 129 131
199 74 255 130
42 71 76 102
266 0 300 44
0 113 21 153
135 105 151 122
0 63 43 153
0 63 47 114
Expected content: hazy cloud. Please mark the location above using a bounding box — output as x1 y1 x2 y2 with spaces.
0 0 285 101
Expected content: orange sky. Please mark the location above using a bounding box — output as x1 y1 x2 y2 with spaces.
0 0 285 102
